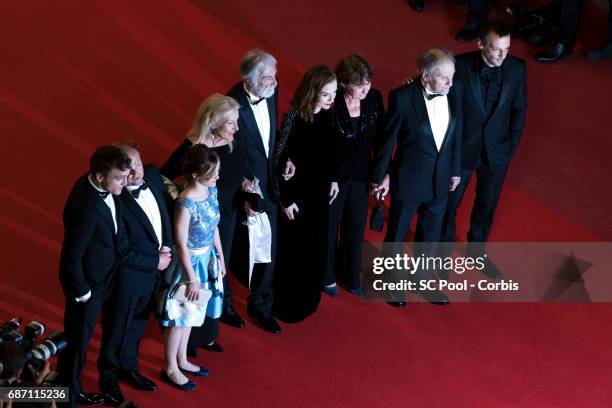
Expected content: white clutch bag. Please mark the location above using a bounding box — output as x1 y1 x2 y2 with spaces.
171 283 212 308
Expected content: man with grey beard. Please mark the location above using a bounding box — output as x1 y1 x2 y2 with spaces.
227 49 283 334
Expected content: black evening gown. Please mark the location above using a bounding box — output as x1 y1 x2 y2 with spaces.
271 107 332 323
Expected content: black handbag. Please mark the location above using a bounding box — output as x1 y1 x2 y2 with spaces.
369 192 385 232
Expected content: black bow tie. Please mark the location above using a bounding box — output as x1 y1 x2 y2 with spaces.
131 181 149 198
250 97 265 105
481 65 500 76
426 93 444 101
97 190 110 199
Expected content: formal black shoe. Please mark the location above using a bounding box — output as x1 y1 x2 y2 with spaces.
535 42 572 63
259 316 281 334
480 258 502 279
180 366 210 377
220 306 246 328
455 22 480 42
322 284 339 297
76 392 105 405
449 0 467 5
409 0 427 12
388 301 406 308
586 43 612 61
160 370 196 391
419 290 450 305
99 380 125 406
201 341 223 352
349 287 364 297
118 369 157 391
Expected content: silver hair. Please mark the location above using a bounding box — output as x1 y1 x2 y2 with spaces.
239 49 277 85
417 48 455 77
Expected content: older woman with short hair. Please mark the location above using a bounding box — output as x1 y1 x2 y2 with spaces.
325 54 386 297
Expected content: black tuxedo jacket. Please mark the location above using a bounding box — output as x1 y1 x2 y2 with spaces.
372 81 463 203
455 51 527 170
59 174 126 299
119 165 174 294
227 82 278 209
330 88 386 183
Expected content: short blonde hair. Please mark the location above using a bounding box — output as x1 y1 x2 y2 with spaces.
186 94 240 142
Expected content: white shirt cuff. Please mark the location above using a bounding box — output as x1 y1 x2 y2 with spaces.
75 290 91 303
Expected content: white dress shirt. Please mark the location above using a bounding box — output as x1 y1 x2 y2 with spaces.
126 183 163 249
422 82 450 152
245 85 271 158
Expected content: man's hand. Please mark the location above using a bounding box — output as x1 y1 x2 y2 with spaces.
283 159 296 181
282 203 300 220
157 248 171 270
449 176 461 192
329 182 339 204
371 174 390 198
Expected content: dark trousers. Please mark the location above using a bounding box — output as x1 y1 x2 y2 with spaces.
558 0 582 46
247 206 278 318
468 0 497 23
57 283 113 407
324 180 369 290
441 161 508 243
97 277 156 384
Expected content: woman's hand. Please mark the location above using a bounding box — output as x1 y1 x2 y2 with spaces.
282 203 300 220
187 281 200 302
329 182 339 204
220 262 227 278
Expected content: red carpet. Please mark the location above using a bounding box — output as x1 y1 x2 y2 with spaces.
1 1 611 407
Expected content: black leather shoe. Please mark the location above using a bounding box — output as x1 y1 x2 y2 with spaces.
586 42 612 61
388 301 406 308
419 290 450 305
220 306 246 328
201 341 223 352
99 380 125 406
455 22 480 42
449 0 467 5
76 392 105 405
160 370 196 391
259 316 281 334
322 284 339 297
480 257 502 279
180 366 210 377
409 0 427 12
535 42 572 63
118 369 157 391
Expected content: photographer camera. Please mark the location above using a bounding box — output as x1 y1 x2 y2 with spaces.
0 341 55 408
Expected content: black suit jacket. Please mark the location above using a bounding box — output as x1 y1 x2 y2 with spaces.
119 165 174 294
455 51 527 170
330 88 386 183
227 82 278 209
371 81 463 203
59 174 126 299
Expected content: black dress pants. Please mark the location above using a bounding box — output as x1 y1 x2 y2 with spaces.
57 282 113 408
324 180 369 290
97 276 156 383
441 161 508 243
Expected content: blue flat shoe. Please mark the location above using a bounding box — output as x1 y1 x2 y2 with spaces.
180 366 210 377
322 285 339 297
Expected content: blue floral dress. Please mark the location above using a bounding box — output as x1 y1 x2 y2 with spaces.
159 187 223 327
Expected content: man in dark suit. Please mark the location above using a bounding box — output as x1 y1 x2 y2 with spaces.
441 20 527 275
227 49 282 334
372 48 463 307
96 142 173 405
57 146 131 407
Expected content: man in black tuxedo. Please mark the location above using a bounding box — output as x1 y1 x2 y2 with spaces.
372 48 463 307
441 20 527 275
57 146 131 407
96 142 173 405
227 49 282 334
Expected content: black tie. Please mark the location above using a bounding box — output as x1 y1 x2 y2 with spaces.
98 190 110 199
481 65 500 76
250 97 265 105
131 180 150 199
426 93 443 101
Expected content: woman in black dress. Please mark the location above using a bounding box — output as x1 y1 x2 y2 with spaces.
161 93 247 354
324 54 386 297
271 65 337 323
